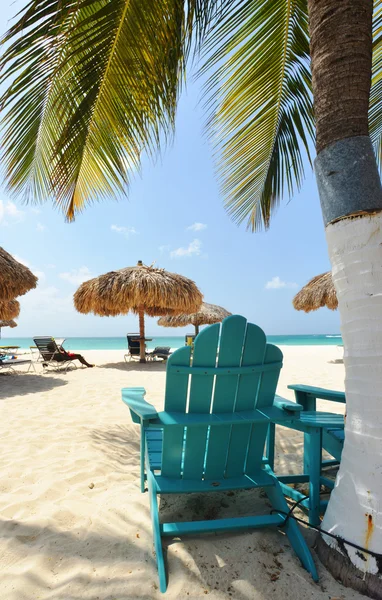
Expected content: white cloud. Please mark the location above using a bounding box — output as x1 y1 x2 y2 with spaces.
265 276 298 290
0 200 25 225
59 266 92 285
111 225 138 238
30 208 41 215
36 222 46 232
187 222 207 232
159 244 171 254
170 238 202 258
20 285 72 316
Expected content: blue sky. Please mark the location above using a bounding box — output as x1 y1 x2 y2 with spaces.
1 2 339 338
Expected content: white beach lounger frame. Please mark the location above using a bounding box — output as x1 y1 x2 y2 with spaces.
0 359 36 374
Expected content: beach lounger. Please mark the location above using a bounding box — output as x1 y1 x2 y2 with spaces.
0 357 35 374
148 346 171 361
124 334 144 362
33 337 77 373
124 335 171 362
122 315 318 592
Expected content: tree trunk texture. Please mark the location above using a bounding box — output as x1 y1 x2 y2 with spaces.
308 0 372 152
321 213 382 596
138 308 146 363
308 0 382 594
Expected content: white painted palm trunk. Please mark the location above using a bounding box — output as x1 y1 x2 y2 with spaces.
322 212 382 573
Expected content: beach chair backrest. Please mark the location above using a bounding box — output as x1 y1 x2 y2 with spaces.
127 334 141 356
33 337 60 360
162 315 283 480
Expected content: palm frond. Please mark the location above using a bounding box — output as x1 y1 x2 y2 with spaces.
370 0 382 169
201 0 313 231
0 0 79 204
0 0 222 221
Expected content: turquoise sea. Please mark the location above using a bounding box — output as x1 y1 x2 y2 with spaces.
0 334 342 351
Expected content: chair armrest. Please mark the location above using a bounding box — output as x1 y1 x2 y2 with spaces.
274 396 303 412
288 384 346 404
258 405 302 423
121 387 158 423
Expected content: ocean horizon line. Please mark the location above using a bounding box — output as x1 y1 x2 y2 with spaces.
0 333 343 351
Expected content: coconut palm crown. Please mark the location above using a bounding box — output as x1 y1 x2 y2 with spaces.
1 0 381 228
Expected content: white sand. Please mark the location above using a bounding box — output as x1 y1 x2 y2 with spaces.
0 345 361 600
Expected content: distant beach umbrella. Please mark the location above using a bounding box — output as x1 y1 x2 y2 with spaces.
293 272 337 312
0 319 17 339
0 247 38 301
0 299 20 321
158 302 232 335
74 261 203 362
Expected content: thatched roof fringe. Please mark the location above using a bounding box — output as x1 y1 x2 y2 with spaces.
293 272 337 312
158 302 231 328
0 299 20 320
0 319 17 328
0 247 38 300
73 262 203 317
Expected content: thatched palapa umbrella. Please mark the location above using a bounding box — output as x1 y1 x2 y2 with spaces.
158 302 231 335
74 261 203 362
0 247 38 300
0 299 20 321
293 272 337 312
0 319 17 338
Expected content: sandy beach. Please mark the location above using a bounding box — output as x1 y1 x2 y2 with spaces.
0 345 360 600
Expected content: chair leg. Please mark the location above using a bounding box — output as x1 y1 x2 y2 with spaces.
140 424 146 493
304 428 322 527
147 471 167 592
265 475 318 582
266 423 276 470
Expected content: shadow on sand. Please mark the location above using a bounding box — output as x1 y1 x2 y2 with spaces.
89 424 141 471
0 373 68 399
100 360 167 372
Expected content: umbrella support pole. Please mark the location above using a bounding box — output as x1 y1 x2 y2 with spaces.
138 308 146 363
194 324 199 336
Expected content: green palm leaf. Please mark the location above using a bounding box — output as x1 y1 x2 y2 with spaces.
0 0 223 221
2 0 380 229
0 0 79 204
201 0 313 231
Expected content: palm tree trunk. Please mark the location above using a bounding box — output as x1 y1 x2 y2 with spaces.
138 308 146 363
308 0 382 595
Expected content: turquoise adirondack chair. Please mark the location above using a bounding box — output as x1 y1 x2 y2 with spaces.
122 316 318 592
266 384 345 526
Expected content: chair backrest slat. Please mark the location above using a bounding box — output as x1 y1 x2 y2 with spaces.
182 324 219 479
235 323 266 411
161 316 283 481
164 346 191 412
161 346 191 478
203 316 247 480
33 337 59 360
127 334 140 356
223 323 268 477
245 343 283 475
